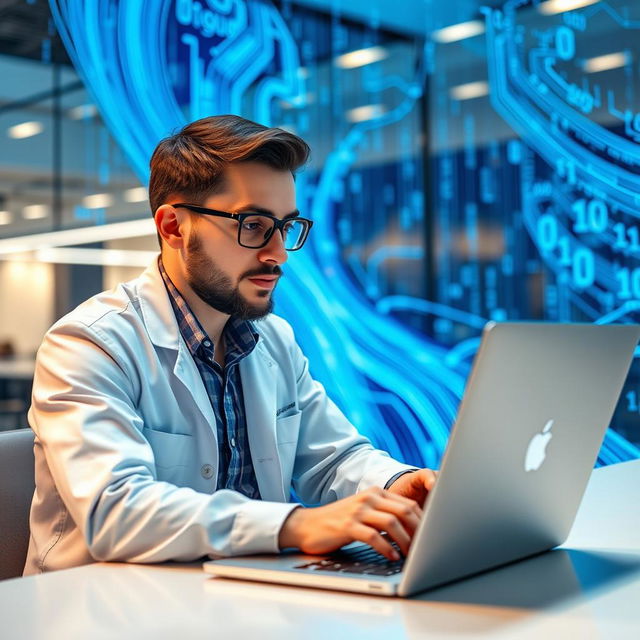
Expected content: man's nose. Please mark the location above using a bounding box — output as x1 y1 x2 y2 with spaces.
258 227 288 265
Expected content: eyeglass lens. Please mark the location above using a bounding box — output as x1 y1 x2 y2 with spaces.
240 216 307 250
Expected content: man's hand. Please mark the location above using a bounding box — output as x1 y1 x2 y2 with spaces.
386 468 438 505
278 487 422 561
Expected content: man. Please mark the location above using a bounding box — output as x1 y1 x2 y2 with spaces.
25 115 437 575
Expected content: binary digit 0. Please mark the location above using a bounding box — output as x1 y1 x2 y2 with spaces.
555 26 575 61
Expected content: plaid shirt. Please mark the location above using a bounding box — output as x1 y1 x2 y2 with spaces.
158 258 261 499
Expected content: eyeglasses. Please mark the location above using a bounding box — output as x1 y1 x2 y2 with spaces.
173 203 313 251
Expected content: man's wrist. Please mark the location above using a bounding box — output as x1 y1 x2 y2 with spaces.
278 504 305 550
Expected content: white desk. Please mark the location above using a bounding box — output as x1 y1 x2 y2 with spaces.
2 460 639 639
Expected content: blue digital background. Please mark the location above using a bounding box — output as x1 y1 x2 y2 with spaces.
48 0 640 466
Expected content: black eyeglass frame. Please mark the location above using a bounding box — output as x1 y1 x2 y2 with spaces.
173 203 313 251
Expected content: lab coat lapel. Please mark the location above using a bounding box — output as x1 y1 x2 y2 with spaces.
172 340 218 444
240 343 285 502
137 258 219 445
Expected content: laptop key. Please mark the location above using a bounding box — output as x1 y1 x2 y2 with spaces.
294 543 405 576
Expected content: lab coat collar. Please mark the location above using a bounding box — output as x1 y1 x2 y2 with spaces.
137 256 182 351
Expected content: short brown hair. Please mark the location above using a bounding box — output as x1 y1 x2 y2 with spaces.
148 115 310 216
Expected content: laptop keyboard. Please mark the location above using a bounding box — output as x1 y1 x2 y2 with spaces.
293 542 405 577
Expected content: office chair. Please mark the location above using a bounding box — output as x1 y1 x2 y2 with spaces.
0 428 35 580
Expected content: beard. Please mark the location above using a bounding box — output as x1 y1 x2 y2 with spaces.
184 231 281 320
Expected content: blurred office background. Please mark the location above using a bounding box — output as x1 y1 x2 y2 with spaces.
0 0 638 466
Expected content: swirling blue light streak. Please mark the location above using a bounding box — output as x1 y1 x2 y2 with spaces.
50 0 181 180
305 54 470 464
444 337 483 369
375 296 487 330
365 245 423 298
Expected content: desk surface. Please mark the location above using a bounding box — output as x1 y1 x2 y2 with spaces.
2 460 639 640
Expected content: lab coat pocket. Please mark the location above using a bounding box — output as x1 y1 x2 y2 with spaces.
276 411 301 445
276 412 301 489
142 426 194 484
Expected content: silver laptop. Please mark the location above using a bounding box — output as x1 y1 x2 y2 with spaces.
204 322 640 597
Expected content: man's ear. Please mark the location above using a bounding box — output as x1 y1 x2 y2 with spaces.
155 204 188 250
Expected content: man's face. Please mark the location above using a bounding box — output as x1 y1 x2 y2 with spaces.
181 162 296 320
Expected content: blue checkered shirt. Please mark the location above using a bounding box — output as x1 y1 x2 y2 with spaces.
158 258 262 499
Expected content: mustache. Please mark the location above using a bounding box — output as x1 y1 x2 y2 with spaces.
242 266 283 279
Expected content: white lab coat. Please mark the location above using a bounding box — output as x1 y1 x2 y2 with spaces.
24 258 414 574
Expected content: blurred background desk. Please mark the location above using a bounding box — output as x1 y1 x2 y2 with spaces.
1 460 639 640
0 357 34 430
0 358 35 380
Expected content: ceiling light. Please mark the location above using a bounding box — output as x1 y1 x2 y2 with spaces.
34 248 157 267
0 211 12 225
538 0 599 15
346 104 386 123
22 204 49 220
0 218 155 256
583 52 629 73
431 21 485 44
335 46 388 69
82 193 114 209
68 104 98 120
450 81 490 101
124 187 148 203
8 121 44 139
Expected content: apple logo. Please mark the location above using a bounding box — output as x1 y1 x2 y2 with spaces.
525 419 554 472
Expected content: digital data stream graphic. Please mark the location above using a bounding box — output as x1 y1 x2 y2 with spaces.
49 0 639 466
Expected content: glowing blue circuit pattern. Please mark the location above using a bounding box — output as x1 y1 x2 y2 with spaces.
49 0 639 466
433 0 640 462
493 0 640 462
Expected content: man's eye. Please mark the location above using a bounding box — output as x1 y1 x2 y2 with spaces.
242 222 261 231
241 217 268 232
